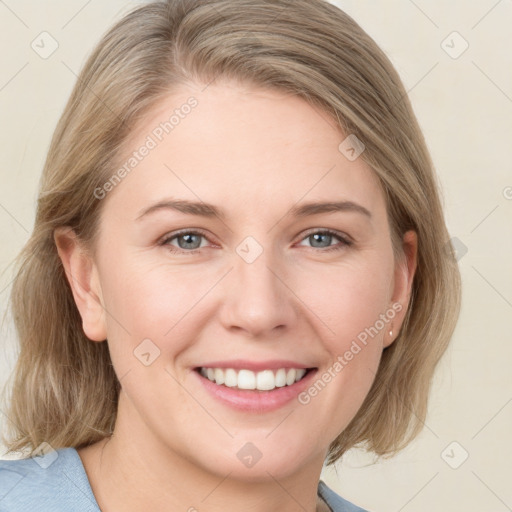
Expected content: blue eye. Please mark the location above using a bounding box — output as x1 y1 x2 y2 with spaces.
160 230 209 253
159 228 352 255
297 229 352 252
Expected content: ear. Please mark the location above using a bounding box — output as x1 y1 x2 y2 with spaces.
384 230 418 348
54 227 107 342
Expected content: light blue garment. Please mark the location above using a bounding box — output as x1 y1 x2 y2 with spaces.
0 447 369 511
317 480 370 511
0 448 98 512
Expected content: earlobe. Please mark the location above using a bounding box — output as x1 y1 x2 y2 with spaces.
385 230 418 348
53 227 107 342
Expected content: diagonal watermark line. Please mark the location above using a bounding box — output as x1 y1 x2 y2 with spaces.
266 165 336 234
200 75 218 93
471 265 512 308
163 267 234 337
408 0 439 28
61 61 127 125
164 367 233 438
61 0 92 29
472 0 504 29
472 397 512 439
265 266 336 335
0 275 15 296
0 471 27 502
266 471 308 512
200 471 233 502
365 60 438 138
392 62 439 110
258 0 290 28
0 62 29 92
163 164 233 233
62 468 100 508
406 62 440 95
65 268 132 336
265 409 294 438
470 204 499 233
0 202 29 233
117 367 132 383
0 1 29 28
0 406 29 447
397 472 439 511
0 257 18 296
0 256 17 276
366 367 440 439
472 471 512 510
472 61 512 105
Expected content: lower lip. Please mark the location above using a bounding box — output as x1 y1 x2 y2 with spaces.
193 369 318 412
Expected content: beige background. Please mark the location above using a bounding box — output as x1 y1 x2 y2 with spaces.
1 1 511 511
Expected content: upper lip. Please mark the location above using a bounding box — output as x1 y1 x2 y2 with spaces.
195 359 316 372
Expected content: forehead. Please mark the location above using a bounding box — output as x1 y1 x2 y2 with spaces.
104 80 385 221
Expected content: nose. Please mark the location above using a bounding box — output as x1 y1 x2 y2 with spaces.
218 246 298 338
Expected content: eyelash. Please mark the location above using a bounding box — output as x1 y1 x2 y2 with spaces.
158 228 353 255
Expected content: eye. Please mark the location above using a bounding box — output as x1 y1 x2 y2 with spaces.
159 228 352 255
297 229 352 252
159 229 211 254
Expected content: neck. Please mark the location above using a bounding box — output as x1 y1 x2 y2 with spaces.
78 393 329 512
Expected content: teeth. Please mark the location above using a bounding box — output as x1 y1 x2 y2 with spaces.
238 369 256 390
286 369 297 386
257 370 275 391
225 368 238 387
214 368 225 385
199 367 308 391
275 368 287 387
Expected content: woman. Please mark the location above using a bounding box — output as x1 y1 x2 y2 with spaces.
0 0 461 510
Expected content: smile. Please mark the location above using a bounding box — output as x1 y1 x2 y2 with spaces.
198 367 310 391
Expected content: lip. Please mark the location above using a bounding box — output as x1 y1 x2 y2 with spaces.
195 359 313 372
193 366 318 412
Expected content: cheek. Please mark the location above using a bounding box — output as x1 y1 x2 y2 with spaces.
294 257 393 416
303 260 394 416
98 257 213 365
299 256 394 351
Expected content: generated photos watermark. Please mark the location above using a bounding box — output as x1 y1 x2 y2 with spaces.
94 96 198 200
298 302 402 405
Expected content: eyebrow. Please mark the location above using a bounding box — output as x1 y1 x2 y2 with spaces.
289 200 371 219
135 198 372 221
136 199 224 221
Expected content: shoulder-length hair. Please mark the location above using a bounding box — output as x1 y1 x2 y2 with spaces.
1 0 461 464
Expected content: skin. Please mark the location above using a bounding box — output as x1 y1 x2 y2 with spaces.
55 79 417 512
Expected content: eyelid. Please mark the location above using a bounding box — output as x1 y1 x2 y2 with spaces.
158 227 210 243
159 227 353 254
296 227 353 245
158 227 215 250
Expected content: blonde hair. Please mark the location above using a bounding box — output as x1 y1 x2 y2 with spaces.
1 0 461 464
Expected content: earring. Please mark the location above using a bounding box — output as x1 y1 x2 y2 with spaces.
389 329 393 338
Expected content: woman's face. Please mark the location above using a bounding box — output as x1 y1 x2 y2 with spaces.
63 80 416 480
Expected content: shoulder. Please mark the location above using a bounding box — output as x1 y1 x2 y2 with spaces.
318 480 371 512
0 447 100 512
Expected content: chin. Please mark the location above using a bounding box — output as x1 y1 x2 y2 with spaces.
195 436 321 483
